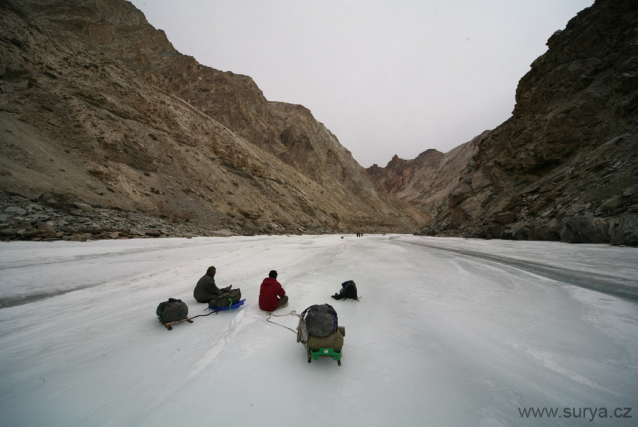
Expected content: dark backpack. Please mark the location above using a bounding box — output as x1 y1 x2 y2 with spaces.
332 280 358 300
302 304 338 338
156 298 188 323
209 287 242 308
341 280 358 299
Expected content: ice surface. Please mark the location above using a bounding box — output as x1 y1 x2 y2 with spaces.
0 235 637 426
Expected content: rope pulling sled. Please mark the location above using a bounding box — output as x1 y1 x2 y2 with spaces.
157 297 246 331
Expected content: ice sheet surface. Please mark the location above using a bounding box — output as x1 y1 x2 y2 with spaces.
1 235 636 426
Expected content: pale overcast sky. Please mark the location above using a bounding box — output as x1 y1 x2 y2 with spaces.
129 0 594 167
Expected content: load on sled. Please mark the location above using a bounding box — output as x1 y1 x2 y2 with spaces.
156 286 244 331
297 304 345 366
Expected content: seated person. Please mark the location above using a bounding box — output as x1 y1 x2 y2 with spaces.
259 270 288 311
194 266 225 303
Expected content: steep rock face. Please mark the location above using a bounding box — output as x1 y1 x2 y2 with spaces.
17 0 394 221
0 0 425 235
367 132 488 224
386 0 638 245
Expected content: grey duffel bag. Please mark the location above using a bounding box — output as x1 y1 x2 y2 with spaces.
157 298 188 323
303 304 338 338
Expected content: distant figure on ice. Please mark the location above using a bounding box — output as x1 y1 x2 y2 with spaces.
259 270 288 312
194 266 223 303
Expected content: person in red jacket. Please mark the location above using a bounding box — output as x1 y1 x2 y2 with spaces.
259 270 288 312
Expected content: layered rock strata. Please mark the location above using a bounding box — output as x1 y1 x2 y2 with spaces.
370 0 638 246
367 131 489 224
0 0 425 236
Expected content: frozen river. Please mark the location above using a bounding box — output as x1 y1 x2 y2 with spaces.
0 235 636 426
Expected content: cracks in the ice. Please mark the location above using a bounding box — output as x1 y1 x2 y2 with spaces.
0 240 216 271
395 239 638 302
188 309 248 378
0 283 111 309
0 253 218 309
285 237 349 286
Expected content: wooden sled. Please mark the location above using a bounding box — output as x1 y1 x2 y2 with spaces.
159 316 193 331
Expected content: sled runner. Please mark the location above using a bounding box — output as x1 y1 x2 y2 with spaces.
157 298 191 331
208 299 246 312
308 347 342 366
159 317 193 331
305 325 346 366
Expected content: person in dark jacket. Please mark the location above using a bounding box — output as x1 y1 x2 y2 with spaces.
259 270 288 312
194 266 223 303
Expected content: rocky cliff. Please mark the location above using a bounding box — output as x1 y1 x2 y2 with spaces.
369 0 638 246
367 131 488 224
0 0 425 239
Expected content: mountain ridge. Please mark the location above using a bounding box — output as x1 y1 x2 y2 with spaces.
0 0 426 239
367 0 638 246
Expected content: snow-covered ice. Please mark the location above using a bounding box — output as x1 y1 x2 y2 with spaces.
0 235 637 426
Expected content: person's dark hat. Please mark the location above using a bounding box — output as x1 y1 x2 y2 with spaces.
268 270 278 278
207 266 216 273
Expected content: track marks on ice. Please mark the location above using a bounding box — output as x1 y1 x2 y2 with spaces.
395 238 638 301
